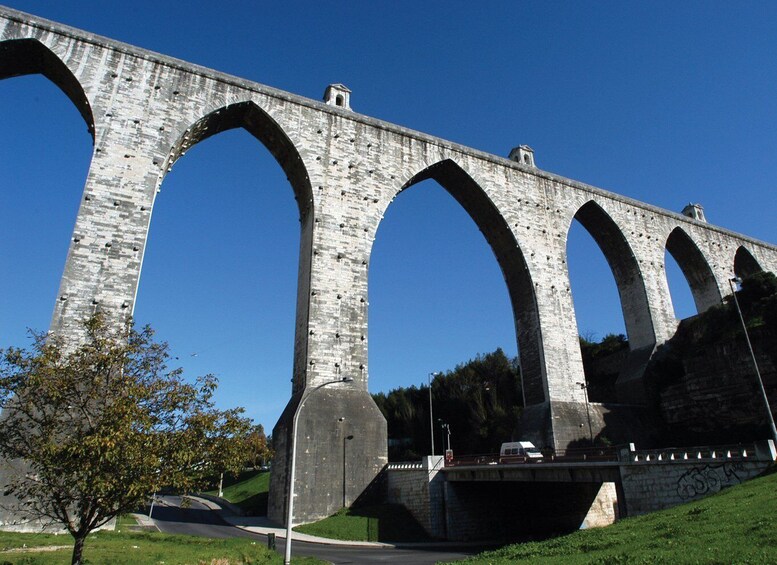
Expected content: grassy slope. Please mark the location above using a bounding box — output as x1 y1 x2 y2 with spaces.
457 469 777 564
295 504 430 543
207 470 432 542
206 469 271 516
0 530 322 564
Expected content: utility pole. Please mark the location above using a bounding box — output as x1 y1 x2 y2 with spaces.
428 372 439 456
440 421 451 452
577 381 594 445
285 376 353 565
729 277 777 445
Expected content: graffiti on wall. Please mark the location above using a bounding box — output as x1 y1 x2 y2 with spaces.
675 462 744 500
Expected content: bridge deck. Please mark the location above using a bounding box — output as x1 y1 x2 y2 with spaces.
440 443 769 483
443 461 621 483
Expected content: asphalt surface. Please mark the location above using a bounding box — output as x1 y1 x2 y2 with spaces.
150 495 485 564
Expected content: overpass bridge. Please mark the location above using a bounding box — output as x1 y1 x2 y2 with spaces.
386 441 776 541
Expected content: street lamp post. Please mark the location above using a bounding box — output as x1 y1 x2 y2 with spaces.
428 372 440 456
576 381 594 445
728 277 777 444
342 433 353 509
284 376 353 565
440 421 451 452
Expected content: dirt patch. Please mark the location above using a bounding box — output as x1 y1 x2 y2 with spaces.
1 544 70 553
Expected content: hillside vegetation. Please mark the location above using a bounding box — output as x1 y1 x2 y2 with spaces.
206 469 270 515
372 349 522 460
647 271 777 445
456 468 777 564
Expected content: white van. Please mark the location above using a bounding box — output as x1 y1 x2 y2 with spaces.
500 441 543 461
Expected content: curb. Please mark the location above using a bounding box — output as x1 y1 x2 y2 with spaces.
131 494 381 546
129 512 159 532
226 520 395 547
192 493 245 517
194 493 494 550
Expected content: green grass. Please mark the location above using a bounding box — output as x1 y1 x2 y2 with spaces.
113 515 138 530
0 529 323 564
295 503 431 543
456 468 777 564
206 470 270 516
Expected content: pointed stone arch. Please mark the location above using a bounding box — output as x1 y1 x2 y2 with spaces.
163 101 313 218
0 38 94 139
571 201 653 349
392 159 544 404
0 36 95 344
734 246 763 279
665 226 721 314
153 101 315 393
150 106 319 527
569 201 655 403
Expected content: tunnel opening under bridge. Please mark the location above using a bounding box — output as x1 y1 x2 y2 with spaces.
443 479 620 541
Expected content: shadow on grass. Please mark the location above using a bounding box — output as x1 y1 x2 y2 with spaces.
204 469 270 516
210 469 260 490
297 503 431 543
236 491 268 516
354 504 430 542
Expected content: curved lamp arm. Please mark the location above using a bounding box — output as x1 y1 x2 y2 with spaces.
284 376 353 565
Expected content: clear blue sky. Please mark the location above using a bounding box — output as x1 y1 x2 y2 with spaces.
2 1 776 430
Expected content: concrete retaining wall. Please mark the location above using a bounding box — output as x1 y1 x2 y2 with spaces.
619 441 775 516
386 442 775 540
385 456 445 537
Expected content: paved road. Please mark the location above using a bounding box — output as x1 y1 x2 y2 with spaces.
150 495 484 564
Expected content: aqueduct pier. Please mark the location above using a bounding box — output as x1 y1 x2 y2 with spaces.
1 6 776 525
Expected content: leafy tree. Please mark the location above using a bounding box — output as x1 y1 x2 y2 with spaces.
738 271 777 314
0 314 253 565
578 333 628 402
579 333 628 361
374 349 523 459
646 271 777 445
434 348 523 454
244 424 273 469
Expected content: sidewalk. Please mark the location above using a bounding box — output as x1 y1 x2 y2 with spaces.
223 514 395 547
142 493 487 550
129 511 159 531
219 504 492 550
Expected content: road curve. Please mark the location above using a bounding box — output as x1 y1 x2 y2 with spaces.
149 495 483 565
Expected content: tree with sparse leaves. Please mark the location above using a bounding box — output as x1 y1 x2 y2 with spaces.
0 314 253 565
243 424 273 469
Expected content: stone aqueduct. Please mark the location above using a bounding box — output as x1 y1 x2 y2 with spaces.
2 6 776 524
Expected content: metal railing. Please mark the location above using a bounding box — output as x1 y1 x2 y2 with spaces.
390 441 774 469
444 446 619 467
386 461 425 470
625 443 759 463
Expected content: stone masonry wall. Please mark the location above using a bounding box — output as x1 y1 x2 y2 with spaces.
619 443 775 516
580 482 619 529
3 6 777 524
385 457 445 538
658 328 777 444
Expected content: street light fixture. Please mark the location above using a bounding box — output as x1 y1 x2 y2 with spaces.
439 421 451 453
284 376 353 565
342 433 354 509
728 277 777 444
428 372 440 456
